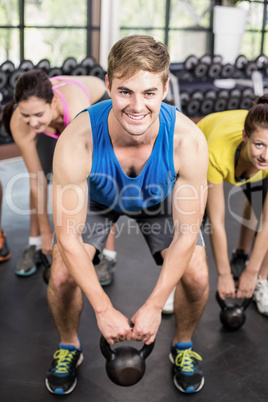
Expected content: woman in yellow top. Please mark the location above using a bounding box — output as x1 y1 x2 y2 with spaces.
197 94 268 315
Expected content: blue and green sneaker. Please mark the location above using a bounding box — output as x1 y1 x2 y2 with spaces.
169 341 204 393
45 344 83 395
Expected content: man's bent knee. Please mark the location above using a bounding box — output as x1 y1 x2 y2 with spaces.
182 246 209 296
50 245 77 291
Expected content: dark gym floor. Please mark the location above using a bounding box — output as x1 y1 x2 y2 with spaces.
0 156 268 402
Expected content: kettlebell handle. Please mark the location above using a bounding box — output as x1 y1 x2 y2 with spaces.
241 296 252 311
215 291 227 310
216 291 252 311
99 335 155 360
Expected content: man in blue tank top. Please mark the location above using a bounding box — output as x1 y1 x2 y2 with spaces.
46 35 209 396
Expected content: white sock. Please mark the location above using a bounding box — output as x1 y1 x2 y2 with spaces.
29 236 42 251
102 249 117 261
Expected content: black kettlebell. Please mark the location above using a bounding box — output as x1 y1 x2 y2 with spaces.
100 335 154 386
216 291 252 331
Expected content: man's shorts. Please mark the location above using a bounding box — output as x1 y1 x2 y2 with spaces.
67 191 205 266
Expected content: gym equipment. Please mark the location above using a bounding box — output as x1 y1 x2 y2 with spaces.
71 64 87 76
216 291 252 331
184 55 198 71
0 71 8 90
235 55 248 70
193 62 208 79
208 63 222 79
179 90 191 108
48 67 63 78
88 64 105 79
204 89 217 101
186 98 201 117
200 98 214 115
191 89 204 102
240 87 254 110
19 59 34 71
100 335 154 387
227 97 240 110
213 55 223 65
255 54 268 72
81 55 97 71
62 57 77 74
230 88 242 99
214 96 227 113
9 69 24 89
35 59 51 73
220 63 235 79
0 60 15 75
245 61 257 78
200 54 212 65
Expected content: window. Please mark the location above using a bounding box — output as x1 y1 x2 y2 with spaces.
0 0 100 66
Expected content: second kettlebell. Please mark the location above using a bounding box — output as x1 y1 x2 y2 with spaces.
100 335 154 387
216 291 252 331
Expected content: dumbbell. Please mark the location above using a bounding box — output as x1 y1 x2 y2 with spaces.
184 55 199 71
244 61 257 78
88 64 105 79
191 89 204 103
199 89 217 115
179 90 191 109
214 89 229 112
81 55 97 73
212 55 223 65
220 63 235 79
178 91 190 113
0 60 15 76
200 54 222 80
240 88 254 109
19 59 35 71
235 55 248 71
9 69 24 89
48 67 63 78
0 71 8 90
193 62 208 80
62 57 77 74
255 54 268 72
227 88 242 110
186 98 201 117
71 65 88 76
35 59 51 73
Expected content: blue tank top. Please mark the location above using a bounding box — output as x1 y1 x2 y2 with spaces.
87 100 177 213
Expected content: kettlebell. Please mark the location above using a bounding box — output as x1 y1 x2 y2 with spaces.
100 335 154 386
216 291 252 331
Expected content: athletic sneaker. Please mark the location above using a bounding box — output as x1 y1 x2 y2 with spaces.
162 288 175 314
253 277 268 316
230 249 249 280
169 342 204 393
0 230 11 262
15 245 42 276
95 256 116 286
45 344 84 395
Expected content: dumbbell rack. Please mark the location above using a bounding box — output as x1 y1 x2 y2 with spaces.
169 53 268 118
